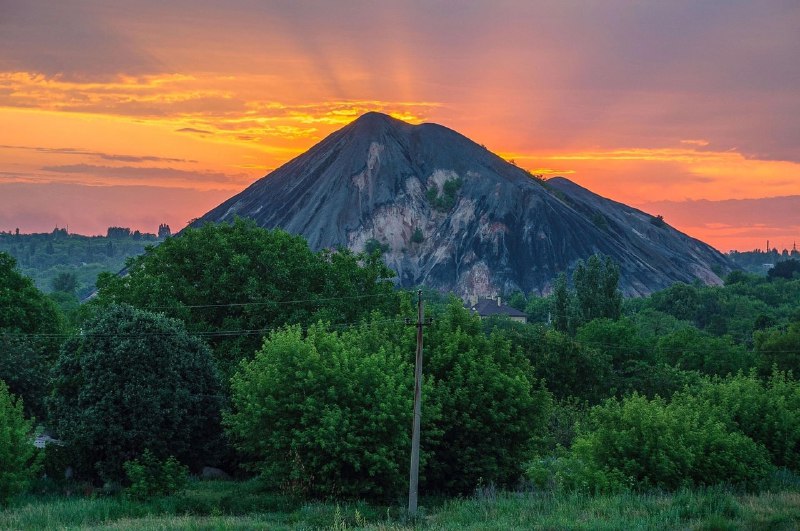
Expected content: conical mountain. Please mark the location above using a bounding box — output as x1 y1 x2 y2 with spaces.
196 112 730 296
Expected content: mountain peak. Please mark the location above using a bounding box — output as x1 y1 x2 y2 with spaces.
196 116 731 297
345 112 408 135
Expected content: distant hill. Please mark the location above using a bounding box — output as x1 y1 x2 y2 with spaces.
194 112 732 297
0 228 166 298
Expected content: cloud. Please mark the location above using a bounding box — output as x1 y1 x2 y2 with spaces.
40 163 252 187
0 143 194 163
176 128 214 135
0 1 160 78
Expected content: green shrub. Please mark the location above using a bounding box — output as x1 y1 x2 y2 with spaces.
678 371 800 470
546 393 773 492
426 178 463 211
226 324 413 500
421 302 552 493
48 304 224 483
123 449 188 500
0 379 41 504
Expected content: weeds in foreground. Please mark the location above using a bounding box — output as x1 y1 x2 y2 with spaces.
2 479 799 530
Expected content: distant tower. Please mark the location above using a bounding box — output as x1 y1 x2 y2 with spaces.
158 223 172 239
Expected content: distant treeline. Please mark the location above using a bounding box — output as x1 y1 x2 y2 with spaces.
0 225 170 298
728 247 800 274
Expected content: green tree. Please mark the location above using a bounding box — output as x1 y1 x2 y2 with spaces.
755 321 800 376
524 294 551 323
647 282 701 322
226 324 413 499
492 319 611 404
572 254 622 325
551 272 571 334
0 252 63 335
51 271 78 294
422 301 552 493
48 304 223 483
655 327 754 376
768 259 800 280
94 219 396 377
0 252 64 418
0 380 41 505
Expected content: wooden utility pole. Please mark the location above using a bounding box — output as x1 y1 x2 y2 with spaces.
407 289 429 517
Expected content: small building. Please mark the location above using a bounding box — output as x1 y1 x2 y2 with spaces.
469 296 528 324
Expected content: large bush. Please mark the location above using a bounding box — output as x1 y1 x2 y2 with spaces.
48 304 223 483
228 301 552 498
0 380 40 505
534 393 772 493
421 302 552 493
678 371 800 470
226 324 413 499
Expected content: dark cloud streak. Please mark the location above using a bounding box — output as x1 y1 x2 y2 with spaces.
0 144 195 163
40 163 251 185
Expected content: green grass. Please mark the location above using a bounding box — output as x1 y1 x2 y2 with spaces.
3 481 799 530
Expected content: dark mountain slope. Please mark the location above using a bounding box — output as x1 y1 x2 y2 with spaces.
196 112 730 296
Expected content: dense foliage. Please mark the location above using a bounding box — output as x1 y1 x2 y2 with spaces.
420 302 552 493
48 304 223 483
0 252 64 418
0 380 40 505
94 219 397 377
532 391 773 493
228 301 552 498
3 224 800 504
227 324 413 499
551 254 622 334
530 372 800 493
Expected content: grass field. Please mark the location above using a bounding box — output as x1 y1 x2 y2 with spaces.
3 480 799 530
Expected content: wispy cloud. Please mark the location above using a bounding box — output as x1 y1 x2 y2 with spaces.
0 143 194 163
176 127 213 135
40 163 252 188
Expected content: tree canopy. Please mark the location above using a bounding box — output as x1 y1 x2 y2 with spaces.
48 304 223 483
0 252 64 418
94 219 397 376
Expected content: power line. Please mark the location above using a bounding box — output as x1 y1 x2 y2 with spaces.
0 317 407 340
124 290 410 311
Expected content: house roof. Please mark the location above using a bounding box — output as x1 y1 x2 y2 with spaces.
470 298 527 318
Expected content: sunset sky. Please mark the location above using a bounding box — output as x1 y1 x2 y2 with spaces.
1 1 798 252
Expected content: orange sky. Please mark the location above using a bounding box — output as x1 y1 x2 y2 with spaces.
1 1 798 252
